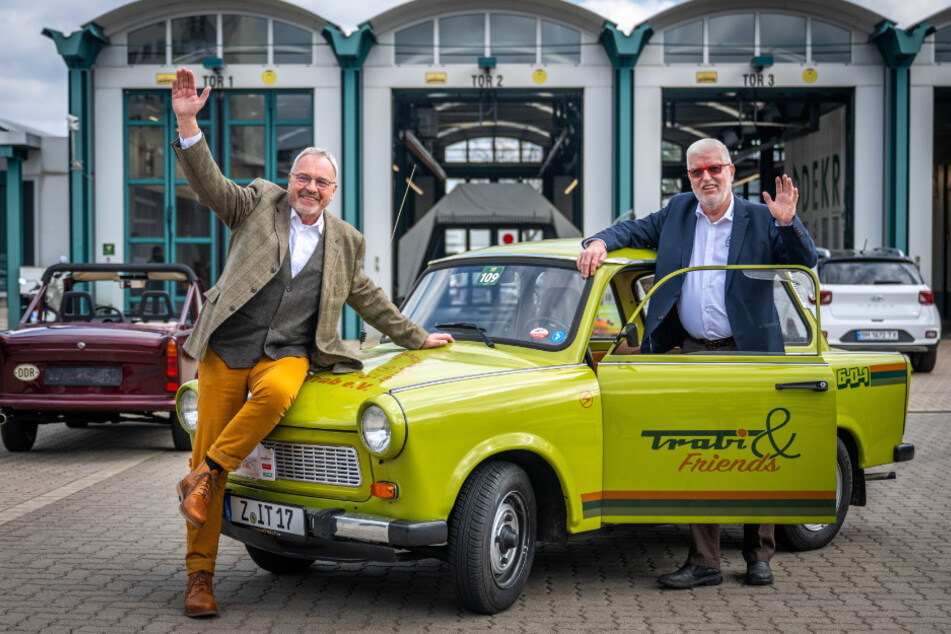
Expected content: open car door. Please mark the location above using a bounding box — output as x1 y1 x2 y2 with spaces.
590 265 837 525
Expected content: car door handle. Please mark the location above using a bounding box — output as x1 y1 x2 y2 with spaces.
775 381 829 392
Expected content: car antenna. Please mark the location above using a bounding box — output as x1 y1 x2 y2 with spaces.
862 238 868 253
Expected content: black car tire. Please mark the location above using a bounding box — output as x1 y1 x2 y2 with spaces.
779 437 852 551
910 345 938 373
449 461 536 615
170 420 192 451
245 545 314 574
1 417 38 452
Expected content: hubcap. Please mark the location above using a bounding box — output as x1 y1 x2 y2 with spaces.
490 492 528 588
803 460 843 532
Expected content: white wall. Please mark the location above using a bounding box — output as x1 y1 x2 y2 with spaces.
908 85 934 284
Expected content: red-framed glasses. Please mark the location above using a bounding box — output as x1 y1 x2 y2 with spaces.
687 163 732 179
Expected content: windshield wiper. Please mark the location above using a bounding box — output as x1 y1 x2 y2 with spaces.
435 322 495 348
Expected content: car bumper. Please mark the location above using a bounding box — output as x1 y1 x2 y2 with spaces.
828 343 934 353
221 506 448 562
0 394 176 411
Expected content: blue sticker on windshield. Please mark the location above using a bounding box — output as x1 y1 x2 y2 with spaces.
551 330 566 343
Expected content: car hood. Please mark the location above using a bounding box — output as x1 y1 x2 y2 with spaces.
282 342 554 430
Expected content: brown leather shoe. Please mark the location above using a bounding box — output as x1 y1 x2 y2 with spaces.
184 570 217 617
177 462 219 529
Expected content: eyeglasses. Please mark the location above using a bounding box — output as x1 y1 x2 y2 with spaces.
687 163 732 179
290 173 336 189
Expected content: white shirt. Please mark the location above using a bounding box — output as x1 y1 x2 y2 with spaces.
179 131 323 278
678 197 735 340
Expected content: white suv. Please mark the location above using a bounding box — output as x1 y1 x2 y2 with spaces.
813 249 941 372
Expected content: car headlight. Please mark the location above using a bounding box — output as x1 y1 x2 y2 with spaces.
178 386 199 432
361 405 391 454
359 396 408 459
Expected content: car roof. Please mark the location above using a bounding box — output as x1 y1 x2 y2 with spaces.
431 238 657 265
819 247 914 265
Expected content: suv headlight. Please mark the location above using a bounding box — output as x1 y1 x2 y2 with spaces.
177 386 199 433
359 396 407 459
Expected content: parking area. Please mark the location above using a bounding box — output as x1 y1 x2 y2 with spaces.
0 344 949 632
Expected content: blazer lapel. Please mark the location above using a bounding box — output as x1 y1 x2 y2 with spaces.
319 214 342 323
726 197 749 294
682 202 699 268
276 198 291 265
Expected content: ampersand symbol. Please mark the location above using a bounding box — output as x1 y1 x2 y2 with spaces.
751 407 800 459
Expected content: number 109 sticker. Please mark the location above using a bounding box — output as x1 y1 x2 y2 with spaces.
475 266 505 286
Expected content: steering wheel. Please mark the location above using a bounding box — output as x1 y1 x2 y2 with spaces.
522 316 571 335
94 306 125 323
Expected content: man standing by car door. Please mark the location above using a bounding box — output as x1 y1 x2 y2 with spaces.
576 138 817 589
169 68 453 617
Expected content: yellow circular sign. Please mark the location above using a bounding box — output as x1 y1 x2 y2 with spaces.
803 68 818 84
262 70 277 85
532 69 547 85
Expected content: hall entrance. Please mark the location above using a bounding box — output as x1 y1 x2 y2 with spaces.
933 88 951 319
662 88 853 250
391 89 583 295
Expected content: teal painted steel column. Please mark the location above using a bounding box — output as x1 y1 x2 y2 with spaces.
2 147 26 328
322 23 375 340
43 24 108 264
600 23 652 220
870 21 933 251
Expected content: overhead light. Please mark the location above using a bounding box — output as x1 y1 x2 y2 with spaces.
733 172 760 187
392 164 399 172
564 179 579 195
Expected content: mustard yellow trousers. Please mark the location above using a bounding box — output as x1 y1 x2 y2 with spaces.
186 349 309 575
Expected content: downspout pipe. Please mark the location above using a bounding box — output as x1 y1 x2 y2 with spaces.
870 20 933 252
600 23 653 221
43 23 108 265
322 23 375 340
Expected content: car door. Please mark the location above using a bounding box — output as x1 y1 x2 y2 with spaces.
590 265 837 525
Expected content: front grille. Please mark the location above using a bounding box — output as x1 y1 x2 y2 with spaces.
261 441 362 487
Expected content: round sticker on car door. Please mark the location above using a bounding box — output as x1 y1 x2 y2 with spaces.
14 364 40 381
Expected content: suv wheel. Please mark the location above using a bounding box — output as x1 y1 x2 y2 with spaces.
449 461 536 615
779 437 852 550
910 344 938 373
1 417 38 452
245 545 314 573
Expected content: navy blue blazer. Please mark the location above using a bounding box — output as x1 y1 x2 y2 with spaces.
589 193 817 353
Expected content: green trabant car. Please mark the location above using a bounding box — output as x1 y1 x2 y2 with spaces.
176 240 914 614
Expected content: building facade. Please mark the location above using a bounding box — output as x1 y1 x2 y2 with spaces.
20 0 946 331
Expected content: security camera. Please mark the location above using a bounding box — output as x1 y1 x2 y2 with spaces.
66 114 80 131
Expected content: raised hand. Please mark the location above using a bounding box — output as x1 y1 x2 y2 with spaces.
171 68 211 138
762 174 799 226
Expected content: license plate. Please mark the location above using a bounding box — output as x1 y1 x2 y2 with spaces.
44 366 122 387
856 330 899 341
225 494 306 536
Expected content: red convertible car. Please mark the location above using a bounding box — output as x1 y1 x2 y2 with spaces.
0 263 203 452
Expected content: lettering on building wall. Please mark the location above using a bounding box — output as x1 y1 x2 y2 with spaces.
742 73 775 87
784 107 847 248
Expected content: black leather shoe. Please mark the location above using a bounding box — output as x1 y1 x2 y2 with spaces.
744 561 774 585
657 564 723 589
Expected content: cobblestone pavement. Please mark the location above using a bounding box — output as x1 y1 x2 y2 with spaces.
1 345 949 633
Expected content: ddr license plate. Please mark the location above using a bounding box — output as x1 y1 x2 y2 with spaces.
857 330 899 341
44 366 122 387
225 494 306 536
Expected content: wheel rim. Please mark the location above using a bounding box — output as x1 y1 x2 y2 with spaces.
802 460 843 532
489 491 528 588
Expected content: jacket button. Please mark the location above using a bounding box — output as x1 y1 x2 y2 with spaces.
229 305 235 312
658 315 664 321
286 286 292 292
250 287 257 293
271 267 276 274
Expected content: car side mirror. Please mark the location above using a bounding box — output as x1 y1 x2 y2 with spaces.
613 323 639 349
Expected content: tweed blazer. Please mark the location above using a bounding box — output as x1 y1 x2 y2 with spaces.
172 137 427 373
590 193 817 353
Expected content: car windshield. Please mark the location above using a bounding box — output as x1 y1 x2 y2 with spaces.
402 262 588 348
819 260 923 285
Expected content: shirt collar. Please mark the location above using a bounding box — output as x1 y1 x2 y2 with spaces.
290 209 324 234
695 195 735 225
